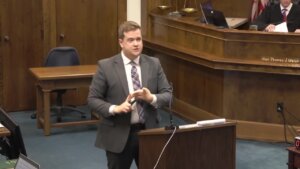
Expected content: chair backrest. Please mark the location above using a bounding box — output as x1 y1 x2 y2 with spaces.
44 46 80 67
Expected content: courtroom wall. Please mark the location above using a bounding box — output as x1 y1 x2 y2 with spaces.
0 0 127 111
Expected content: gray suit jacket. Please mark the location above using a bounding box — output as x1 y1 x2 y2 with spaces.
88 53 172 153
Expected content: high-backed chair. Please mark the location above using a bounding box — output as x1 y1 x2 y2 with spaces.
44 46 80 67
43 46 86 122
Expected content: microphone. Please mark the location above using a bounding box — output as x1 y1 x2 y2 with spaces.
165 82 178 130
129 99 136 105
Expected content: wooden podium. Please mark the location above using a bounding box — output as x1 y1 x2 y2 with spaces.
138 122 236 169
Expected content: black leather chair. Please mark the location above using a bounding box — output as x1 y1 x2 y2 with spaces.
31 47 86 122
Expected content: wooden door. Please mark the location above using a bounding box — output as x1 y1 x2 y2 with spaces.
52 0 120 105
0 0 43 111
55 0 119 64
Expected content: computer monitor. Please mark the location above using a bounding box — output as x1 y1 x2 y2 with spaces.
0 108 27 159
200 4 229 28
15 153 40 169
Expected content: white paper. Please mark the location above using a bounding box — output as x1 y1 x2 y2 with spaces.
196 118 226 126
274 22 288 32
179 123 198 129
0 122 3 128
179 118 226 129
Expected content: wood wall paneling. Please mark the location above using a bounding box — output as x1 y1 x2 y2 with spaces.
54 0 120 105
156 53 224 117
0 0 6 108
55 0 119 64
142 0 300 141
1 0 43 111
223 71 300 125
153 46 300 141
42 0 57 57
0 0 127 111
176 0 253 17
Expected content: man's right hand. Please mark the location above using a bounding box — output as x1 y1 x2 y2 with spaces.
265 24 276 32
113 95 133 114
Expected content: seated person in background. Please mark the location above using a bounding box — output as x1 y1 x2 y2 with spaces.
252 0 300 32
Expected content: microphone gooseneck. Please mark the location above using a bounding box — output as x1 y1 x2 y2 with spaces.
165 82 178 130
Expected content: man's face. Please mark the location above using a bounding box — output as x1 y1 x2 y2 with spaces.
119 29 143 60
280 0 292 8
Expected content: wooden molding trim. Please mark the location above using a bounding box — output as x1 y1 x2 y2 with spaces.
42 0 57 56
229 119 298 142
172 98 220 122
172 98 298 142
144 38 300 75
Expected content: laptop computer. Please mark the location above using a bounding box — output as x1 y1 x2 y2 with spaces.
201 6 229 28
14 154 40 169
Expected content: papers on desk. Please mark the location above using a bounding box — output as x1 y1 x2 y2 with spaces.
179 123 198 129
275 22 288 32
225 17 248 29
0 122 9 134
179 118 226 129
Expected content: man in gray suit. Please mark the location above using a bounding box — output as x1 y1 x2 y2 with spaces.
88 21 172 169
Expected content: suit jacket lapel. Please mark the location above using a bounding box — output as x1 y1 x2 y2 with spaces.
288 5 295 18
113 55 130 96
140 54 149 88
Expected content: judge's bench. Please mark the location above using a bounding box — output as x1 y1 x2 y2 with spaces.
141 0 300 142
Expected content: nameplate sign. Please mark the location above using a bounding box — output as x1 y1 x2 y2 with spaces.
261 57 300 64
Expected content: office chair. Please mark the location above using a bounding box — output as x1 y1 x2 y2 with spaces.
31 47 86 122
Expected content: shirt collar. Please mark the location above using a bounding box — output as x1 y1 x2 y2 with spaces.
281 3 293 11
121 51 140 65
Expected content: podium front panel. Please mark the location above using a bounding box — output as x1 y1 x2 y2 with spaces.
139 123 236 169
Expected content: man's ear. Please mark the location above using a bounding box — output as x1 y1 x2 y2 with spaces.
119 39 123 48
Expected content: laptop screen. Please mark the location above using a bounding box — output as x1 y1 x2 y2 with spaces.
201 7 229 28
14 154 40 169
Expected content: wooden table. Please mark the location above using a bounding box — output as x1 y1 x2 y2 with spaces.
287 146 300 169
29 65 99 136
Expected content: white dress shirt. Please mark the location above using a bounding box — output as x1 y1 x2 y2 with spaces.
280 3 293 16
109 52 157 124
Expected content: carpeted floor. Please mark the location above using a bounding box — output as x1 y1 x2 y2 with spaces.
1 109 290 169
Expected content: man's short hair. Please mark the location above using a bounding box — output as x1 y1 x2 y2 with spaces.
118 21 141 39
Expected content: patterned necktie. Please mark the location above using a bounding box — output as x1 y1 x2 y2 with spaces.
130 61 144 122
282 8 287 22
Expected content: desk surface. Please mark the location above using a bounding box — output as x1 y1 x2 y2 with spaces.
0 126 10 137
226 17 248 29
287 146 300 153
29 65 97 80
